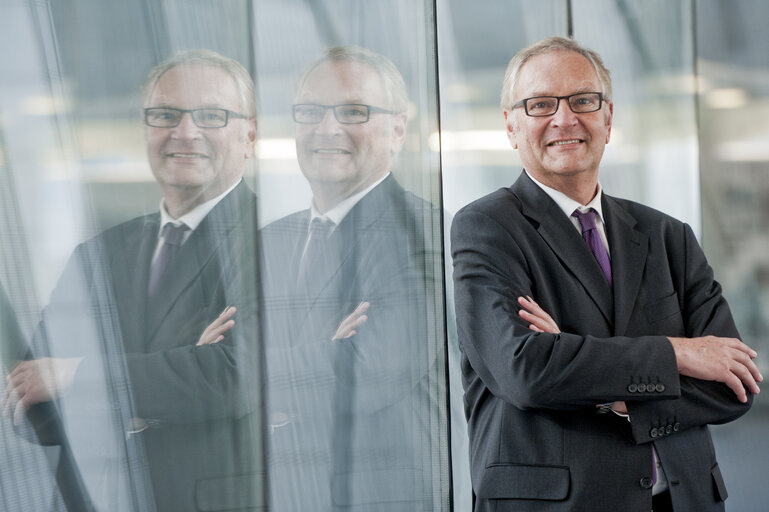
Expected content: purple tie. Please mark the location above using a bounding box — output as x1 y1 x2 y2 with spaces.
572 209 612 288
149 222 189 295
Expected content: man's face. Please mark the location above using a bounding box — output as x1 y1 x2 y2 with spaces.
294 60 406 202
144 64 255 204
504 50 612 187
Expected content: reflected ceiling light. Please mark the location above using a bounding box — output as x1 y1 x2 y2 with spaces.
646 74 710 95
257 138 297 160
443 83 485 103
429 130 511 152
716 138 769 162
705 88 748 109
21 95 70 116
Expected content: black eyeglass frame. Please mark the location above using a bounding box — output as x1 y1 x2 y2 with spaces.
144 107 249 128
512 92 605 117
292 103 398 124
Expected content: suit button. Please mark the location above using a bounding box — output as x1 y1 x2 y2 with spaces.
666 425 673 434
656 383 666 392
637 383 647 392
649 428 658 438
673 422 681 431
628 384 638 392
640 476 654 489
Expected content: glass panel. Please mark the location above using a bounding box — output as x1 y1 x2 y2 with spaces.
253 0 450 509
573 0 700 231
696 1 769 510
1 1 265 511
436 1 569 509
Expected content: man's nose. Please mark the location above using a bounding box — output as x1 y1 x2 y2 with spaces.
551 98 578 125
171 112 202 138
315 108 343 133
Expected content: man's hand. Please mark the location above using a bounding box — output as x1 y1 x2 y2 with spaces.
3 357 83 424
669 336 762 403
332 301 370 340
517 295 560 333
196 306 237 345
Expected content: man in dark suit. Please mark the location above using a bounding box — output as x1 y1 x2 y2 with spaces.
261 46 445 510
451 37 762 512
3 50 264 511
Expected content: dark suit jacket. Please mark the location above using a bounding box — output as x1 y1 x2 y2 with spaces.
260 175 445 511
29 181 264 512
451 171 752 512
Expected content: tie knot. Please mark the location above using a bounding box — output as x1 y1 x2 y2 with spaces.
572 208 598 233
161 222 189 246
309 217 335 240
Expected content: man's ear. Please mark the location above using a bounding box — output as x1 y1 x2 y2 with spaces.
503 110 518 149
604 101 613 144
244 119 257 159
391 113 408 154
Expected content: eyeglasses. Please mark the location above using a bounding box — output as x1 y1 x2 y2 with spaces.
144 107 248 128
512 92 604 117
292 103 397 124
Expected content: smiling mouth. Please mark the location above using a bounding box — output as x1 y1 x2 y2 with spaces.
313 148 351 155
167 152 208 159
548 139 584 146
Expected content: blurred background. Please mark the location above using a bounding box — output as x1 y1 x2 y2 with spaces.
0 0 766 510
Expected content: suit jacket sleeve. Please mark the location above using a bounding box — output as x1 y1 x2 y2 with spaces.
624 222 752 444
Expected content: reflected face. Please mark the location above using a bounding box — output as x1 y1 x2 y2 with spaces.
144 64 255 204
505 50 612 186
294 60 406 203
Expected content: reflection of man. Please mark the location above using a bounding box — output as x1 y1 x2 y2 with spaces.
451 37 761 512
261 46 444 510
4 50 263 511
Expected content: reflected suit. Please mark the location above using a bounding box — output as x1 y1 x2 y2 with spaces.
28 181 263 512
261 175 443 511
451 171 752 512
2 284 94 511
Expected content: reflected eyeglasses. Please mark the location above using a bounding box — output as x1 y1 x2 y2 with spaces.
144 107 248 128
292 103 397 124
512 92 604 117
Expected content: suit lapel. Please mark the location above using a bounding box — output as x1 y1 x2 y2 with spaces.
512 172 614 325
603 195 649 336
297 176 395 307
109 215 157 352
145 183 249 340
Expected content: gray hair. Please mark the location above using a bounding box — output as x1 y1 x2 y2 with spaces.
141 49 256 118
500 36 612 110
294 45 408 113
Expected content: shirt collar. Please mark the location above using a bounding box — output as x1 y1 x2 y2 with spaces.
159 179 241 231
309 172 390 227
525 170 605 223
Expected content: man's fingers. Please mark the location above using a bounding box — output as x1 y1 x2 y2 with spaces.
197 307 237 345
731 360 761 396
724 372 748 403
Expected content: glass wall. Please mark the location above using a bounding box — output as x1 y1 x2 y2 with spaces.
0 0 767 511
696 1 769 511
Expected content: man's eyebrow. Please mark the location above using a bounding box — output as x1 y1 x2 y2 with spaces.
525 86 599 97
146 103 230 110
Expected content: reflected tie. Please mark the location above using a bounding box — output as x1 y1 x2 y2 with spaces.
149 222 189 295
572 208 612 288
296 217 336 289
